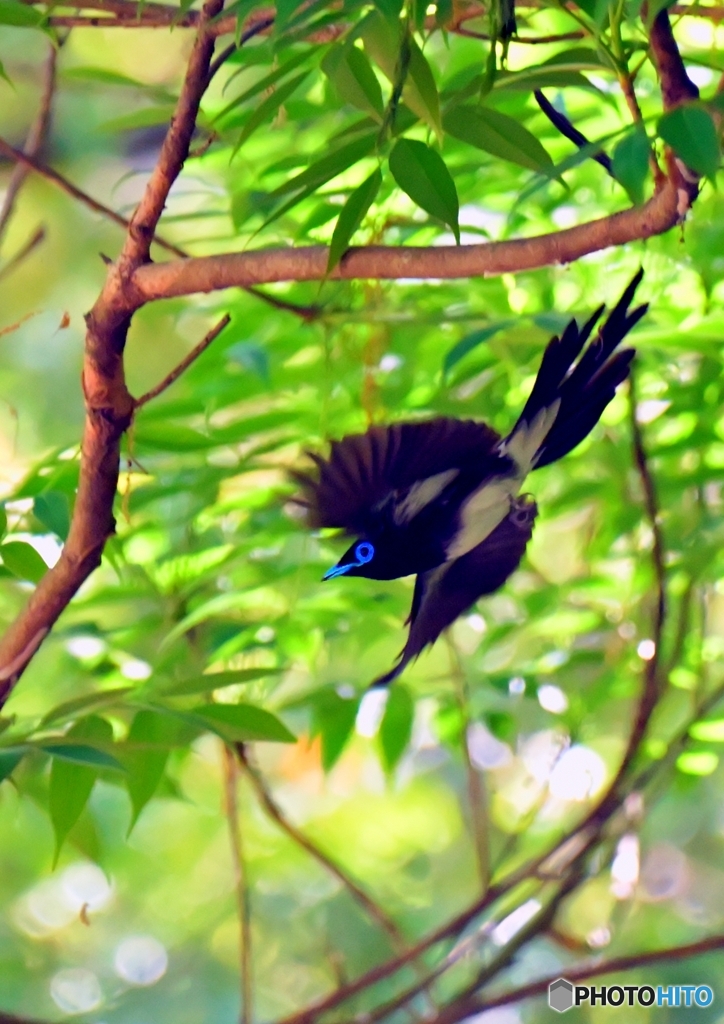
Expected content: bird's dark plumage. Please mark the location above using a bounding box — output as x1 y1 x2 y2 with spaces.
295 270 647 685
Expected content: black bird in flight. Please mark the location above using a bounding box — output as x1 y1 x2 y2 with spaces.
296 270 647 687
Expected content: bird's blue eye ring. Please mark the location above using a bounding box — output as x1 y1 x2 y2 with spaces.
355 541 375 564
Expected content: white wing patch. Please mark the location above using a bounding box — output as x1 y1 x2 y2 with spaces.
446 476 518 559
393 469 459 525
502 399 561 473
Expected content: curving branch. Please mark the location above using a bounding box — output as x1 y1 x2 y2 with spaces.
130 178 681 301
0 0 225 703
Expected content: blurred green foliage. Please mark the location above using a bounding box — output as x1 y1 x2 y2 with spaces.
0 5 724 1023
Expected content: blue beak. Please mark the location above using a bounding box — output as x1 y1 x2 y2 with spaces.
322 563 352 581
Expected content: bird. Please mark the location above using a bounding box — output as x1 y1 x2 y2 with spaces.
294 270 647 687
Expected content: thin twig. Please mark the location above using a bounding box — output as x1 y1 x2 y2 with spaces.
0 226 46 283
134 314 231 408
0 136 318 319
440 933 724 1022
0 135 186 258
223 746 253 1024
0 42 57 249
236 744 412 956
447 637 489 892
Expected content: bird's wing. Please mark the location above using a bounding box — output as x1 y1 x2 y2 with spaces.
294 417 502 533
372 497 537 686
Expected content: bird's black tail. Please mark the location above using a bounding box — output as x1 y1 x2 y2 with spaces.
504 269 647 471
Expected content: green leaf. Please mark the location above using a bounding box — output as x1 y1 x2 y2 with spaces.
123 710 180 830
134 422 216 451
271 134 378 200
0 747 25 783
0 505 6 540
48 716 114 865
41 687 133 727
160 668 282 696
361 13 441 136
444 106 553 174
312 689 359 771
443 320 516 378
327 168 382 275
379 685 413 772
658 104 719 179
389 138 459 241
0 0 43 26
215 49 311 123
257 133 378 230
494 69 607 96
232 71 310 154
97 105 176 133
34 492 70 541
42 742 126 772
322 44 384 122
612 124 650 205
192 702 296 743
1 540 49 584
407 39 442 140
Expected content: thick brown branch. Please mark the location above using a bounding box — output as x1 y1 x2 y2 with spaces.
0 1 225 701
118 0 224 270
129 179 681 300
0 43 57 248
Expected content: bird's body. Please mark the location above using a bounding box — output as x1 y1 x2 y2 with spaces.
295 270 647 686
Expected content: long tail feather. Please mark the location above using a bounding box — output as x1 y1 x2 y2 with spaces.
506 268 646 472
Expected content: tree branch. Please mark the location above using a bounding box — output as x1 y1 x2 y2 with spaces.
134 314 231 408
129 179 682 300
438 933 724 1022
0 42 57 249
223 746 253 1024
0 0 225 702
236 744 414 957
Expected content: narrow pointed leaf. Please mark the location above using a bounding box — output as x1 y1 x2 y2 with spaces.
327 169 382 274
379 684 413 772
444 106 553 173
41 687 133 727
43 742 126 772
123 710 182 830
34 491 70 540
408 39 442 139
443 321 516 378
214 49 311 123
48 717 114 864
389 138 459 241
232 71 310 154
322 44 384 122
612 124 650 205
312 689 360 771
192 702 296 743
160 668 282 696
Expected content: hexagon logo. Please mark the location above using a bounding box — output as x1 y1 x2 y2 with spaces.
549 978 574 1013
